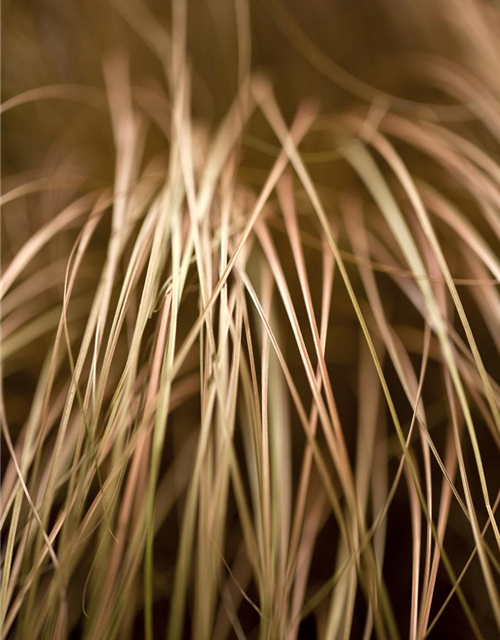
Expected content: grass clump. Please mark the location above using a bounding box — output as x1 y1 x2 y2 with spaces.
2 0 500 638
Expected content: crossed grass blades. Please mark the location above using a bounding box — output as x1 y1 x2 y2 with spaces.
2 0 500 638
